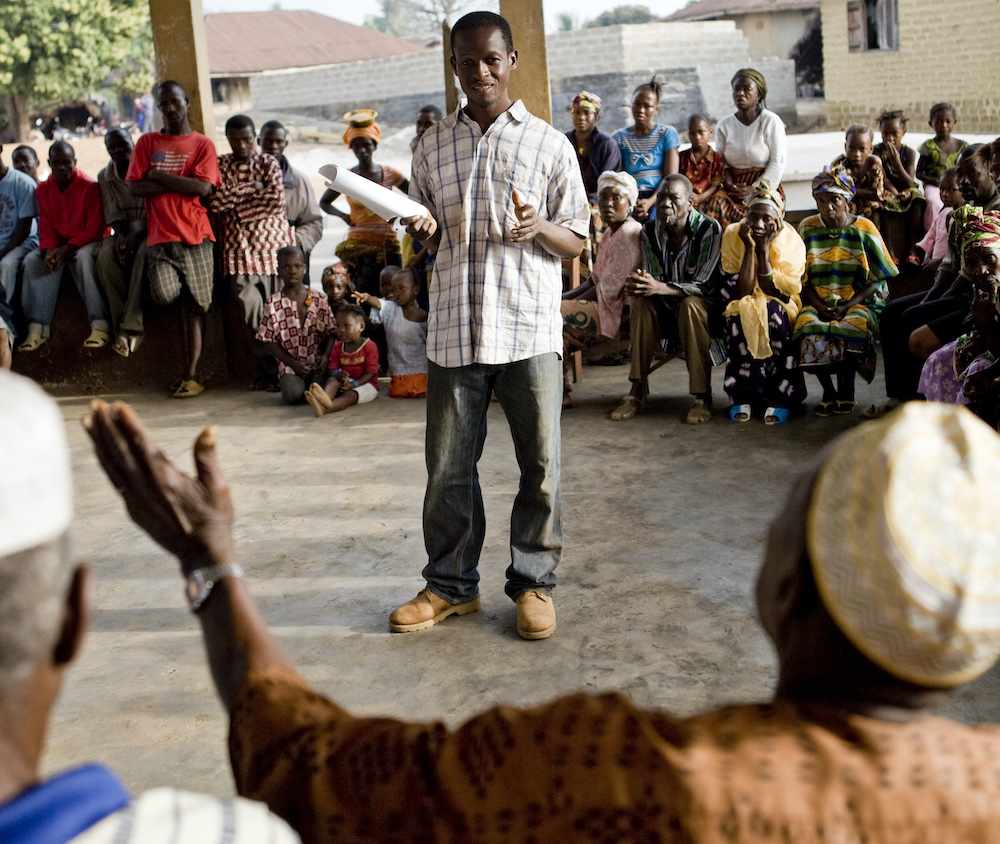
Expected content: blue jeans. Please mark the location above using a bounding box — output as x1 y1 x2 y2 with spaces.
422 353 563 604
21 243 109 336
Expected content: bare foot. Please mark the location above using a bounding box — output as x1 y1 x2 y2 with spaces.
304 391 327 417
308 381 334 410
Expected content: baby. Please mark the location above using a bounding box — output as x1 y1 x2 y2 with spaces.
304 304 380 416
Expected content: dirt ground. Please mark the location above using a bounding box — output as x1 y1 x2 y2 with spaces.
42 359 1000 797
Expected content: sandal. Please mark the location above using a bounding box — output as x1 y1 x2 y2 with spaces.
609 394 645 421
685 397 712 425
833 399 857 415
814 401 835 418
83 329 109 349
113 332 142 358
763 406 790 425
862 399 900 419
173 379 204 398
729 403 752 422
17 333 46 352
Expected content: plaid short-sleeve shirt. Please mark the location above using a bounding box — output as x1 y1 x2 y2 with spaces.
410 101 589 367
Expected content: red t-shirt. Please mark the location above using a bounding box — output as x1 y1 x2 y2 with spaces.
330 338 379 390
127 131 220 246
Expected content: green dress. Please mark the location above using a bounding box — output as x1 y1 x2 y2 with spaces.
793 214 898 382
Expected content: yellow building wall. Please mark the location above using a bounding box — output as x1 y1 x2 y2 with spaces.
821 0 1000 134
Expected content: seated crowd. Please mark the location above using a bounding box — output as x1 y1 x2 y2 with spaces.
4 12 1000 842
3 75 1000 435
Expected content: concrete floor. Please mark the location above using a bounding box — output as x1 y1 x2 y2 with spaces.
45 358 1000 796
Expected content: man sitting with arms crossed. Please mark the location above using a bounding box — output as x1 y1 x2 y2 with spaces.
85 391 1000 843
0 371 299 843
611 174 724 425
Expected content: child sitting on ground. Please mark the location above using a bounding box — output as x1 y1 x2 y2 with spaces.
917 103 968 228
257 245 336 405
304 304 380 416
355 268 428 397
873 110 926 265
680 114 735 226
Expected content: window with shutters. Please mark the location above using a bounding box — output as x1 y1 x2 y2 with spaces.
847 0 898 52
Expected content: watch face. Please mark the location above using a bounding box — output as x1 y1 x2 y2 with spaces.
186 569 208 609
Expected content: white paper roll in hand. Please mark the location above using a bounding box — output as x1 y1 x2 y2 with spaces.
318 164 428 223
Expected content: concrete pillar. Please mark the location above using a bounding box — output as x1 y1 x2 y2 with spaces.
148 0 216 143
500 0 553 123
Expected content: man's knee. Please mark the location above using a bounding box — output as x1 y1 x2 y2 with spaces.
908 325 942 361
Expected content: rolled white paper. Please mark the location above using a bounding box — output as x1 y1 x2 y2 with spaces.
319 164 429 223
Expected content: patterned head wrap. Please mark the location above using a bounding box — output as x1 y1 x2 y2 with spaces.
746 181 784 219
343 122 381 148
571 91 602 116
731 68 768 107
807 402 1000 688
596 170 638 209
952 204 1000 256
811 165 856 199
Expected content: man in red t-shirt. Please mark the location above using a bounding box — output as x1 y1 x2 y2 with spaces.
18 141 108 353
128 80 221 398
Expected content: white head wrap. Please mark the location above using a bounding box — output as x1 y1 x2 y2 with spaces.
808 403 1000 688
0 371 72 557
597 170 639 209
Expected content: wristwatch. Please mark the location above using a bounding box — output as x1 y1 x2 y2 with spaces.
185 563 244 613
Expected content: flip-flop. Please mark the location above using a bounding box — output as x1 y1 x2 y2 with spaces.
173 379 204 398
814 401 835 417
17 333 46 352
685 398 711 425
862 399 900 419
609 395 644 421
113 333 142 359
729 403 752 422
83 329 109 349
763 406 790 425
834 400 857 415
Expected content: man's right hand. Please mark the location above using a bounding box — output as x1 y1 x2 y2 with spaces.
626 269 677 297
402 211 438 243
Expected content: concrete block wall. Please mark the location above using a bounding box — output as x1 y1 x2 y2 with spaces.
822 0 1000 134
246 21 797 136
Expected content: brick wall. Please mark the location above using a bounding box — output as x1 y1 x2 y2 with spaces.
245 21 797 133
821 0 1000 134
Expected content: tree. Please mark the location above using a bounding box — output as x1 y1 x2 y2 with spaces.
584 5 657 27
0 0 149 140
557 12 579 31
365 0 478 40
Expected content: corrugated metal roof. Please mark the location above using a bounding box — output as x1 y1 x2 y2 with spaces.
665 0 818 21
205 10 429 75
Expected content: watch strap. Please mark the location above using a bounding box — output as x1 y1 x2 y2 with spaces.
185 562 244 613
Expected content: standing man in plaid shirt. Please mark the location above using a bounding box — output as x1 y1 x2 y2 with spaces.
128 80 220 398
393 10 589 640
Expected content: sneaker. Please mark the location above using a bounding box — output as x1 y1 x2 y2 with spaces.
388 587 480 633
516 590 556 640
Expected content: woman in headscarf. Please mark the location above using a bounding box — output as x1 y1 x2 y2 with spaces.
709 69 787 226
719 184 806 424
561 171 643 406
794 166 898 417
320 111 408 297
919 206 1000 429
566 91 622 280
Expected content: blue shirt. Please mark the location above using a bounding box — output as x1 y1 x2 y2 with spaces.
0 764 129 844
612 124 680 194
0 166 38 252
